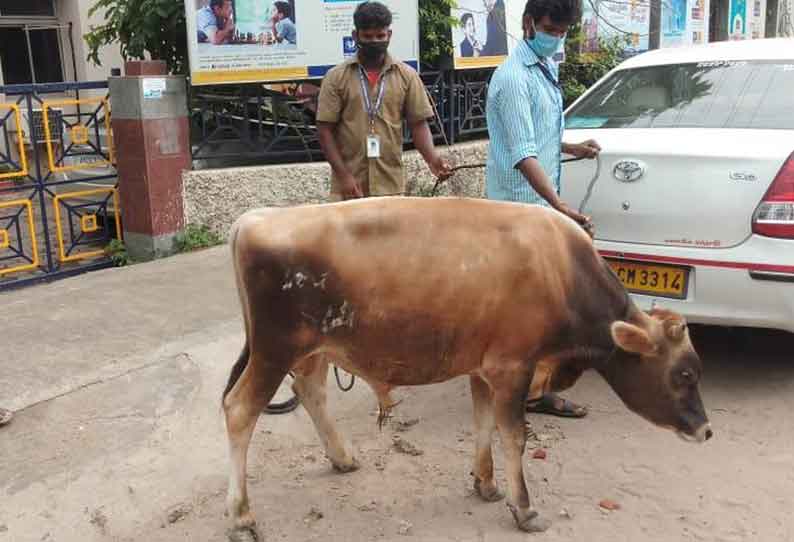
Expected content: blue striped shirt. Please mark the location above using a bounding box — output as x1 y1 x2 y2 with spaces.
485 40 564 205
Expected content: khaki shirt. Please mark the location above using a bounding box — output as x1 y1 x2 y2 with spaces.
317 54 434 196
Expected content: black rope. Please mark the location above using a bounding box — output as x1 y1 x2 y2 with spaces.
263 371 300 415
263 395 300 414
334 365 356 392
263 365 356 415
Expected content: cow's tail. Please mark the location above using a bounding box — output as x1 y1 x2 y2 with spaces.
223 343 250 401
223 215 250 402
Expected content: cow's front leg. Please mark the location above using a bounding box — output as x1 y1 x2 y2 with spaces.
470 374 503 502
486 361 551 533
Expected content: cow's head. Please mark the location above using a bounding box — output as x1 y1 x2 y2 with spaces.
602 308 712 443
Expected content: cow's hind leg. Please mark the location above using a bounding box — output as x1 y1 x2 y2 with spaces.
485 361 551 533
224 350 288 536
292 356 359 472
470 374 504 502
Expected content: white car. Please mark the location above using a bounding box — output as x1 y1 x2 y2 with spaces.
561 38 794 333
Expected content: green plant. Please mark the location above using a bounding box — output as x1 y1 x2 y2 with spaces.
174 224 224 253
85 0 188 75
413 182 438 198
105 239 131 267
559 25 627 107
419 0 459 68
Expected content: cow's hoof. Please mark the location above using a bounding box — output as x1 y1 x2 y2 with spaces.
332 457 360 473
227 525 260 542
517 515 551 533
508 506 550 533
474 478 505 502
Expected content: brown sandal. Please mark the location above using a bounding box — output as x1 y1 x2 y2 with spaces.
526 393 588 418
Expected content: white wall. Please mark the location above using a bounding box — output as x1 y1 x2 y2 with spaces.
55 0 124 82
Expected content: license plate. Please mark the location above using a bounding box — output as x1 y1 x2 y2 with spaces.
606 259 690 299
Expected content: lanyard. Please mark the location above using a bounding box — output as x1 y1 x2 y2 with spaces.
358 66 388 133
535 59 562 92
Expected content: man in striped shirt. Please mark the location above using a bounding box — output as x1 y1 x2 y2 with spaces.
485 0 601 418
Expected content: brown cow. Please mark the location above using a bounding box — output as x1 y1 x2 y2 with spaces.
222 197 711 538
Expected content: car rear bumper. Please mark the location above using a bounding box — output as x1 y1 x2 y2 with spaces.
596 235 794 334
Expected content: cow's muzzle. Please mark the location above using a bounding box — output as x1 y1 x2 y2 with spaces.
677 423 713 444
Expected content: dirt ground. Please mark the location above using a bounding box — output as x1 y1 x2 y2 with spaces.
3 325 794 542
2 250 794 542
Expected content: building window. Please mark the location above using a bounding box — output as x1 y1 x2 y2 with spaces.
0 28 64 84
0 0 56 17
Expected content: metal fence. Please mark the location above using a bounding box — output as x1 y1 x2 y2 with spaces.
0 81 119 291
189 68 495 169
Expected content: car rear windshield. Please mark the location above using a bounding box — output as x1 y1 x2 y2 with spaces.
566 60 794 130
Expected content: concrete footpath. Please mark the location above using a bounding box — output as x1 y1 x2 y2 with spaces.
1 246 261 541
2 247 240 414
2 247 794 542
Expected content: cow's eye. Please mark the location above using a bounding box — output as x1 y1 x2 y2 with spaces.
680 370 695 384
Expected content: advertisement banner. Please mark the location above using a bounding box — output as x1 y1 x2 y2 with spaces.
729 0 747 38
580 0 651 56
661 0 688 47
186 0 419 86
451 0 531 70
729 0 767 39
661 0 709 48
689 0 709 45
750 0 767 39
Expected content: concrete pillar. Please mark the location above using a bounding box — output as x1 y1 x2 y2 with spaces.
109 60 190 261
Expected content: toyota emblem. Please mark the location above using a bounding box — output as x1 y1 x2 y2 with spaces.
613 160 646 182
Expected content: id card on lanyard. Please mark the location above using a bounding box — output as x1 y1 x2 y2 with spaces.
358 66 388 158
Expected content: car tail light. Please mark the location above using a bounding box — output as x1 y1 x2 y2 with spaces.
753 153 794 239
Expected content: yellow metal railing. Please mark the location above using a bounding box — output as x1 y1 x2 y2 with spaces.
0 104 29 180
0 199 39 276
52 187 121 263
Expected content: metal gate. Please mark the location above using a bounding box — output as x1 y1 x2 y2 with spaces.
0 81 119 291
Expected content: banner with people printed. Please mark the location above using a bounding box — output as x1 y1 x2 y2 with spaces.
451 0 565 70
187 0 419 85
580 0 651 56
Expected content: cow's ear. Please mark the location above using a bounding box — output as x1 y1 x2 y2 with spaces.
611 321 658 356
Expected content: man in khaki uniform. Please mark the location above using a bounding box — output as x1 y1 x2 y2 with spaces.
317 1 451 199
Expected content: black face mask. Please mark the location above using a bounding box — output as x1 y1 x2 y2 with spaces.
357 40 389 61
